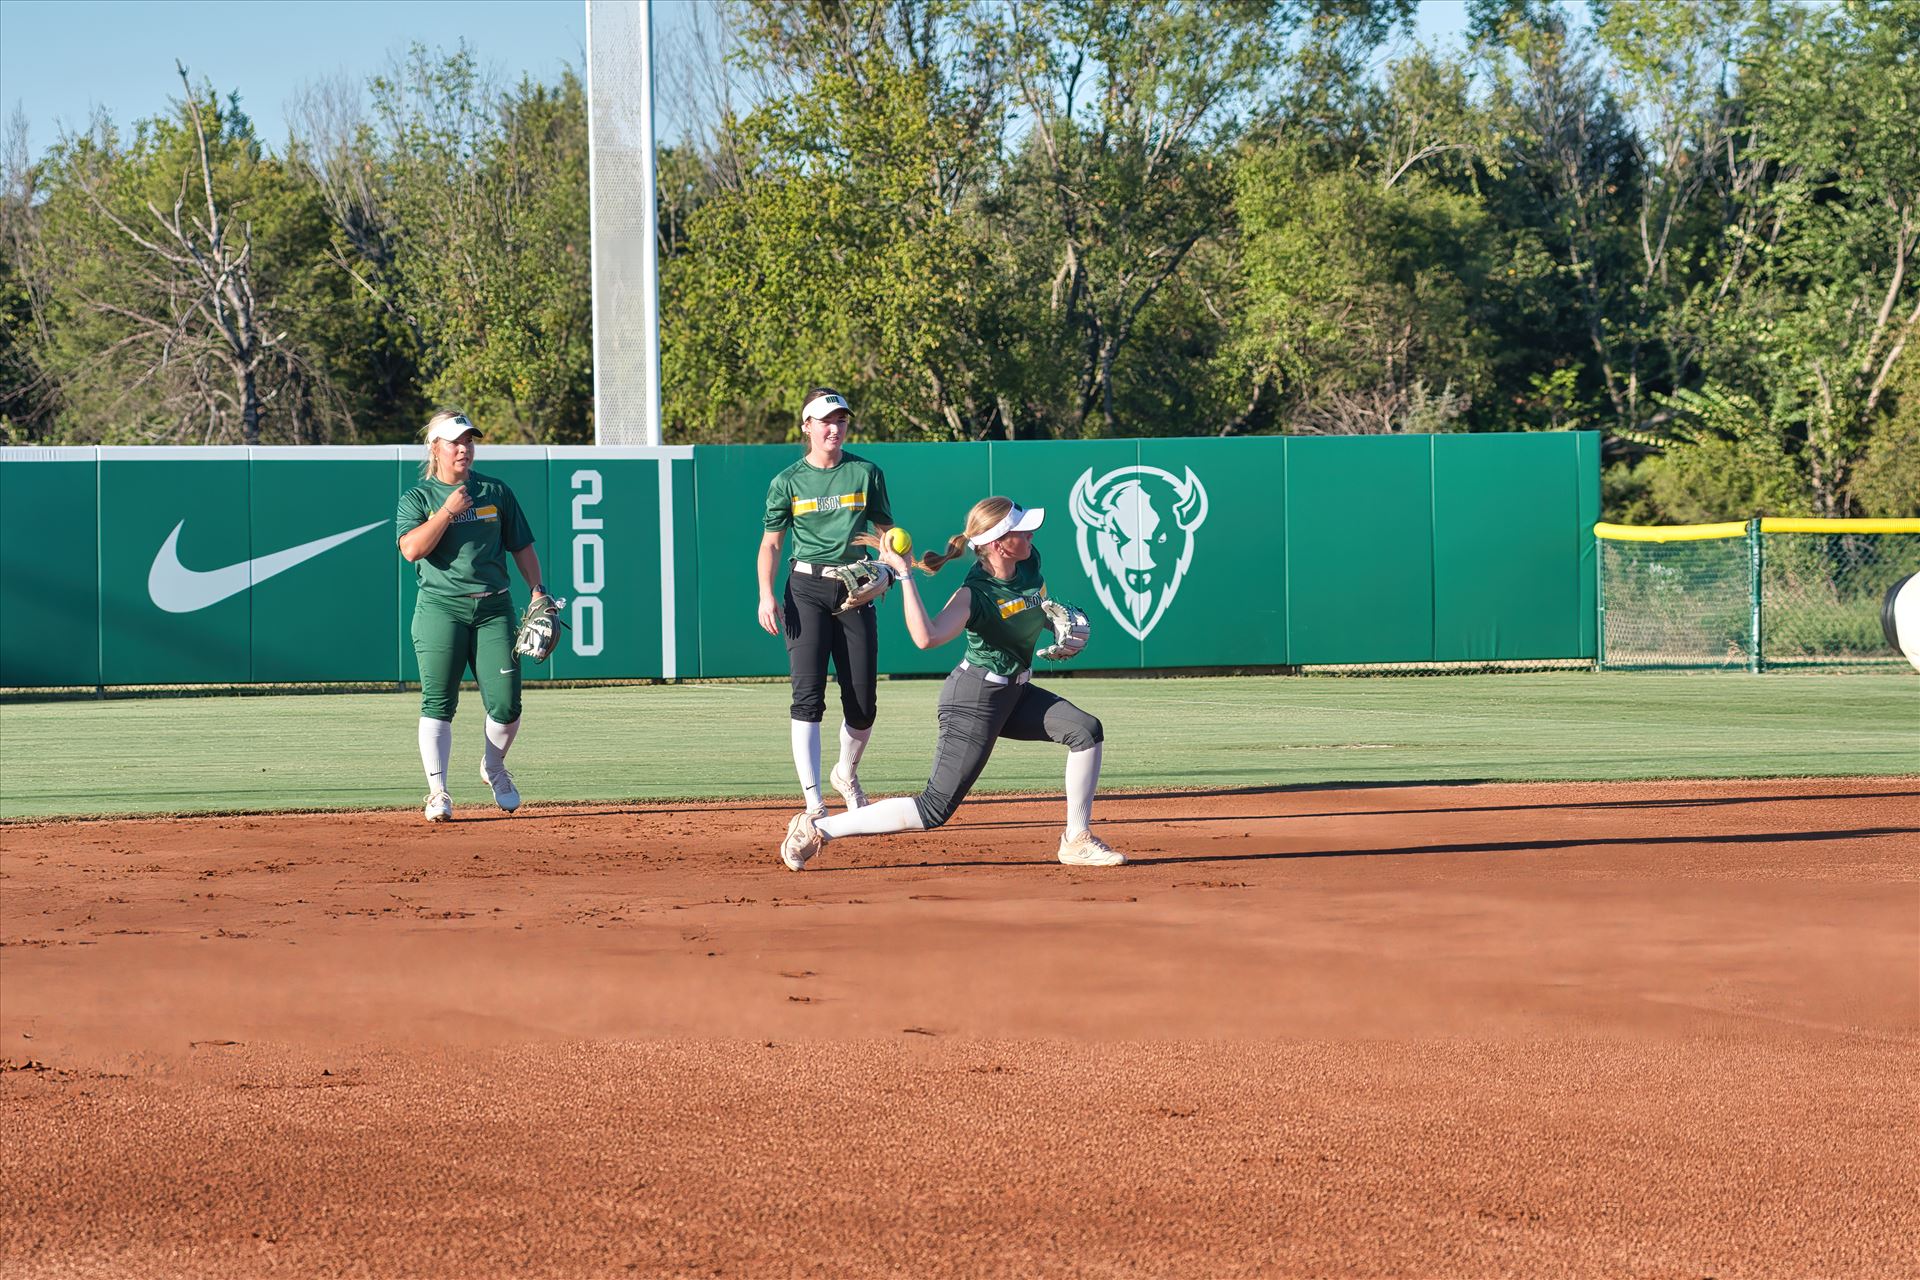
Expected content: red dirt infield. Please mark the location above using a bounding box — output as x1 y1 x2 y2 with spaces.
3 776 1916 1278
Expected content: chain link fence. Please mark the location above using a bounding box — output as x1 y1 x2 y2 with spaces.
1599 520 1920 670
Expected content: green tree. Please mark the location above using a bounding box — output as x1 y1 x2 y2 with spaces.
1590 0 1758 415
1479 12 1648 434
1848 352 1920 518
663 0 1016 441
21 68 353 444
0 115 53 441
364 47 593 442
1003 0 1288 437
285 76 429 440
1223 46 1504 434
1650 0 1920 517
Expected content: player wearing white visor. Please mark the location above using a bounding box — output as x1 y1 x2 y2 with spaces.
757 386 897 820
777 495 1118 871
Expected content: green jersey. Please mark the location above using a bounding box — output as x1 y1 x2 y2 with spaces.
961 545 1051 676
762 453 892 566
396 471 534 598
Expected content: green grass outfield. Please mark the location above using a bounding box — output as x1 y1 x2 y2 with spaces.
1 672 1916 821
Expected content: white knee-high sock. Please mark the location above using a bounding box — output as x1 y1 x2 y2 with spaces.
791 719 824 811
484 717 519 771
1065 743 1102 836
817 795 924 841
419 717 452 792
837 721 872 775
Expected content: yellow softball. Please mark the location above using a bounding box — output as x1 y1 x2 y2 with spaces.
884 527 912 556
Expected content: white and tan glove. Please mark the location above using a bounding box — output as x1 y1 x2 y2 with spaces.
1037 598 1091 661
825 560 896 615
514 595 569 663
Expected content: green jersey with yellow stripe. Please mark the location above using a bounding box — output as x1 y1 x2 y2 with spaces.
961 545 1050 676
397 472 534 598
763 453 892 565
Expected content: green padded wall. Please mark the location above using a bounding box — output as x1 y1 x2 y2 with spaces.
0 433 1598 686
0 448 100 687
1285 436 1435 665
1433 432 1586 660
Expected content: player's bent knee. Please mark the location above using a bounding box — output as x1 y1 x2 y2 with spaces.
789 683 828 723
914 792 959 830
1058 712 1103 751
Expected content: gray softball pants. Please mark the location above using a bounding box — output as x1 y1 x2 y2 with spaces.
913 664 1103 830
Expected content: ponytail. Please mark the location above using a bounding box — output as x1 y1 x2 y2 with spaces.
916 534 972 575
913 496 1018 575
858 496 1019 576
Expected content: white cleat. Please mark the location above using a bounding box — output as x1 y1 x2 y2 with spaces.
481 764 521 813
780 811 824 871
1057 829 1125 867
829 763 868 811
424 790 453 823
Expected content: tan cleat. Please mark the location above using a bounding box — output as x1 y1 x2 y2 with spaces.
780 811 825 871
828 763 868 811
424 790 453 823
1057 829 1124 867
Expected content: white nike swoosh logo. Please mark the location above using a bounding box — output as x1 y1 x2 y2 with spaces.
148 519 389 613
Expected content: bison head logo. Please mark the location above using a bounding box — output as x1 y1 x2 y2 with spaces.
1069 465 1210 641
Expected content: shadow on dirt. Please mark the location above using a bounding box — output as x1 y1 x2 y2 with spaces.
840 824 1920 871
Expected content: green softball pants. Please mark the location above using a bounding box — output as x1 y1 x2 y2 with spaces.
412 592 521 723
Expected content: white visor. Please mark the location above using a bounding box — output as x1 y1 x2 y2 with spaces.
426 415 480 443
968 504 1045 548
802 393 851 421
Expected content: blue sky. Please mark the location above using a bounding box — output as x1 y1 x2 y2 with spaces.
2 0 1478 161
1 0 591 156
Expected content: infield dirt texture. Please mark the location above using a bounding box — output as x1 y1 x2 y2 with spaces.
2 673 1916 1276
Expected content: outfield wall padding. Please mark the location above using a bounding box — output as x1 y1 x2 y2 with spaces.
0 433 1598 686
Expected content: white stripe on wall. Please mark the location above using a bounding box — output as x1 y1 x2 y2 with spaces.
548 446 694 460
0 446 98 461
656 458 679 679
249 446 403 461
658 457 677 678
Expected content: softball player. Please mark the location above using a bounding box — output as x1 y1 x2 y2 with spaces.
397 410 549 822
757 387 895 819
778 496 1123 871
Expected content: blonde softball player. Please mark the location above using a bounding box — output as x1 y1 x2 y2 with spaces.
397 411 549 821
757 387 896 819
778 496 1119 871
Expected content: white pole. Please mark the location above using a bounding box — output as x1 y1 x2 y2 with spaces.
585 0 604 445
638 1 662 448
585 0 663 447
637 1 669 669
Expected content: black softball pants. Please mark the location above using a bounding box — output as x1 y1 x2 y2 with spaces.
783 568 879 729
913 664 1103 830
